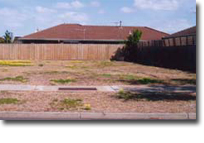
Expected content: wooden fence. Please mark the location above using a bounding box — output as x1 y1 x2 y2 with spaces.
136 45 196 72
138 34 196 48
136 35 196 72
0 44 123 60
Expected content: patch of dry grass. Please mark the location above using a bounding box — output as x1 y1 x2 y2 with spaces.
96 61 115 68
50 78 76 84
70 61 84 64
0 98 20 105
171 78 196 85
1 68 8 72
50 98 91 111
0 76 28 83
0 60 33 66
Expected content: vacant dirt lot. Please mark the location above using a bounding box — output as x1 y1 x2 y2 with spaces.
0 60 196 113
0 60 196 86
0 91 196 113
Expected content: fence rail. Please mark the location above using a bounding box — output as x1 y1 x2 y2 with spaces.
0 44 123 60
138 35 196 48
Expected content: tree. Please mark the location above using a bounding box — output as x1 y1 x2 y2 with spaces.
126 30 142 47
3 30 13 43
124 30 142 61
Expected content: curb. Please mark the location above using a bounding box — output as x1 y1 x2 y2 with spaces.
0 112 196 120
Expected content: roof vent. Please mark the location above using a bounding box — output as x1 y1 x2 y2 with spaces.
35 28 40 33
119 21 123 29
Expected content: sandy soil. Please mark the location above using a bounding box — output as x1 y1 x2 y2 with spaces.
0 91 196 113
0 61 196 113
0 61 196 86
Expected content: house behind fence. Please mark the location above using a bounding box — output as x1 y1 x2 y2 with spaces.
0 25 196 72
18 24 169 44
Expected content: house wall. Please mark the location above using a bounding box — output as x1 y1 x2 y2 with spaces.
0 44 123 60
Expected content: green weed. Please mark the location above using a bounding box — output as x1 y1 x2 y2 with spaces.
50 79 76 84
0 60 32 66
0 98 19 105
0 76 28 83
51 98 83 110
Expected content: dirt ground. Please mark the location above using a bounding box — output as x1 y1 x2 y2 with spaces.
0 91 196 113
0 60 196 86
0 60 196 113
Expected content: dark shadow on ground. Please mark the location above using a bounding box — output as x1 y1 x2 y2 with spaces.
116 91 196 102
124 85 196 94
117 77 196 86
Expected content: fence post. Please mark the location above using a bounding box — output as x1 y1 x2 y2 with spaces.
186 36 189 46
162 39 166 47
173 38 176 46
180 37 182 46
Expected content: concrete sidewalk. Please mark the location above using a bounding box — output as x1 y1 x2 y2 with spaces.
0 84 117 92
0 84 196 93
0 111 196 120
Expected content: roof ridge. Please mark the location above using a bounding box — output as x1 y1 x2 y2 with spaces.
64 23 145 28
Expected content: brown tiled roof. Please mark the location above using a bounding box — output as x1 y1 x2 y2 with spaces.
21 24 169 41
168 26 196 37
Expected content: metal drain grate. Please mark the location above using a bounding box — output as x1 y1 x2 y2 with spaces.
58 87 97 91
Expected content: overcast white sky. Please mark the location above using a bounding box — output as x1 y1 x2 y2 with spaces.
0 0 196 37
